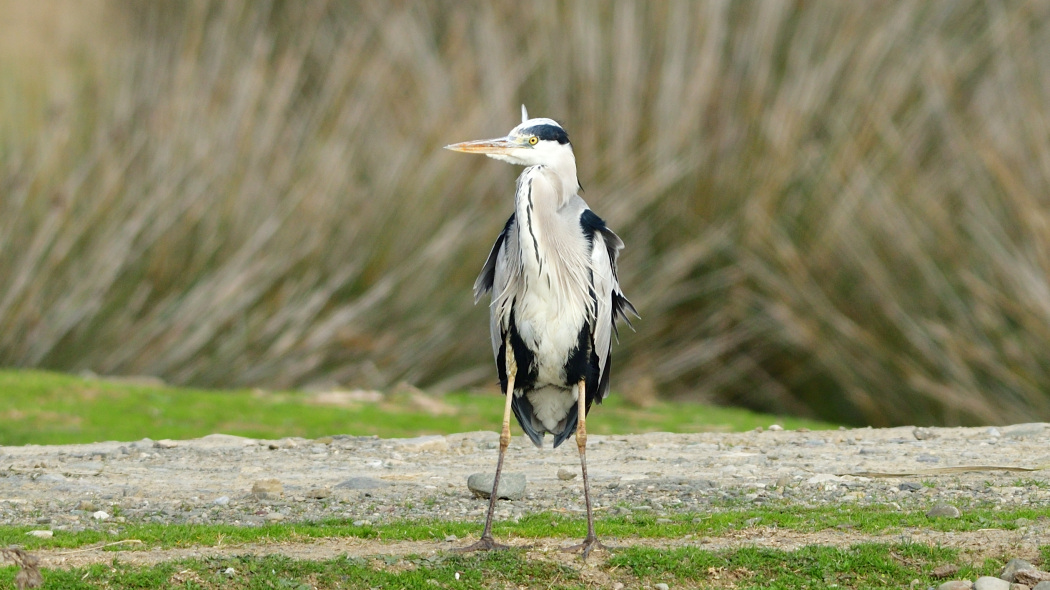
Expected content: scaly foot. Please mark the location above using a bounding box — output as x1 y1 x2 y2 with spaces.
454 535 511 553
561 535 608 559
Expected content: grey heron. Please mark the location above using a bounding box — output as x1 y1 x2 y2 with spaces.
445 106 636 557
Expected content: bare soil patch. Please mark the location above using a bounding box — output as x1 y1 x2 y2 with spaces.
2 423 1048 569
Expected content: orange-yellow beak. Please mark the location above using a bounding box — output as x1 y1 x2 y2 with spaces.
444 137 521 155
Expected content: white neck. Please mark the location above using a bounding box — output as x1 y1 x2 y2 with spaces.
527 148 579 209
512 166 594 320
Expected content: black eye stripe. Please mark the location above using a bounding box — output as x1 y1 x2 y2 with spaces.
522 124 570 145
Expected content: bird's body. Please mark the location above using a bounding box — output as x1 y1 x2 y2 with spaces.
447 106 635 557
477 189 632 448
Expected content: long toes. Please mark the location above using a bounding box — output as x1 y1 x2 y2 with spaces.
560 538 608 558
454 536 512 553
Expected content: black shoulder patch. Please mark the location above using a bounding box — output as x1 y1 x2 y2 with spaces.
523 124 570 145
579 209 607 244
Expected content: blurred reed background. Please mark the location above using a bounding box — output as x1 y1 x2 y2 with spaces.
2 0 1050 426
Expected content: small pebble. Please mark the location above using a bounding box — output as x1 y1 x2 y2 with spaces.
467 472 526 500
265 512 286 522
926 503 961 519
913 427 938 440
154 439 179 449
1000 558 1036 582
557 468 577 481
655 584 670 590
933 564 960 578
213 496 230 506
938 581 973 590
26 530 53 538
251 479 283 500
1017 571 1050 585
222 567 236 577
974 576 1010 590
444 534 458 542
92 511 110 521
767 424 783 431
335 477 391 490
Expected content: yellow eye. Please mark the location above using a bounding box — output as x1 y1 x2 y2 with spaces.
528 136 538 145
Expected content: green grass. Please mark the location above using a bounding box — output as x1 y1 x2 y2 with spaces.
0 370 833 445
0 552 580 590
6 505 1048 552
609 543 997 590
0 543 1014 589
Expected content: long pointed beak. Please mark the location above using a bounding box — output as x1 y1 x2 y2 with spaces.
444 137 520 155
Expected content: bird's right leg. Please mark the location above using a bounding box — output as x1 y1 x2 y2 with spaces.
561 379 606 558
456 351 516 552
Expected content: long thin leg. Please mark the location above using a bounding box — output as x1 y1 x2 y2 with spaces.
456 363 516 552
562 379 606 558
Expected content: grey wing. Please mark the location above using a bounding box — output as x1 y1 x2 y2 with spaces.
590 224 636 402
473 215 514 303
473 215 517 362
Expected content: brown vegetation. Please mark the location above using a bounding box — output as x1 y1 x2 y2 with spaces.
2 1 1050 426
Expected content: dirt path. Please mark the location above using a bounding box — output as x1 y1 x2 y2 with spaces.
3 424 1049 569
30 528 1045 570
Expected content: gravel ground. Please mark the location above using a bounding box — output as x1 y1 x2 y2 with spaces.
2 423 1049 572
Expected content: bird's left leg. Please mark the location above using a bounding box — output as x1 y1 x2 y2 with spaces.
562 379 606 558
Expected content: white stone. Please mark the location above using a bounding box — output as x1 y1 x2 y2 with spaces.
974 576 1010 590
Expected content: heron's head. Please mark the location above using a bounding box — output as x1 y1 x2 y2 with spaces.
445 105 577 175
